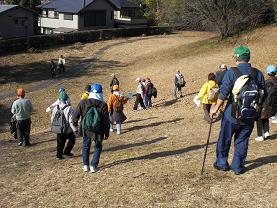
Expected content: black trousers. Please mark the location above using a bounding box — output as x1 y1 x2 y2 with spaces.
16 118 31 145
256 119 269 137
203 104 212 122
56 132 76 158
58 64 65 74
133 94 146 110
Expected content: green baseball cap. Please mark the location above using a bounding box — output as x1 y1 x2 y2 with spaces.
234 45 251 61
58 92 68 101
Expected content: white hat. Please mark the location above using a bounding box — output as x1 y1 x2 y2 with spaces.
111 74 115 77
220 64 227 69
135 77 141 82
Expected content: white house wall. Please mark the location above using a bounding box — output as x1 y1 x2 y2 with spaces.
39 13 78 30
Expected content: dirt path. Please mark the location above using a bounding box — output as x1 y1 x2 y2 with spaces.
0 35 171 101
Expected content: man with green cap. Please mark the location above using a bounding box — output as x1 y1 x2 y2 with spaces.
51 92 77 160
210 45 266 175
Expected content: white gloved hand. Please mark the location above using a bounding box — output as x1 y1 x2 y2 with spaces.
46 107 51 113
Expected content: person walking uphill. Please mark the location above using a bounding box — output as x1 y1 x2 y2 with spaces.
108 85 127 135
211 45 266 175
197 73 219 123
73 84 110 173
51 92 77 160
255 65 277 141
110 74 119 93
133 78 146 110
11 88 34 146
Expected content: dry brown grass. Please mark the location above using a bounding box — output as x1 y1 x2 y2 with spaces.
0 26 277 208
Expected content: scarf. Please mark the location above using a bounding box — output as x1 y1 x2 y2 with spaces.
88 92 104 102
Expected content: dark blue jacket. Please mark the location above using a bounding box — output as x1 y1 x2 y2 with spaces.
219 63 266 124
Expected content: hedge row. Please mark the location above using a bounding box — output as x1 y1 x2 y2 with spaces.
0 26 172 54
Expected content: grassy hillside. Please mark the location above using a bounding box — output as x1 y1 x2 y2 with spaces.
0 25 276 208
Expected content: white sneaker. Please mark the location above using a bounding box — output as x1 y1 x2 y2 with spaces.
264 132 270 139
90 166 99 173
83 165 89 172
255 136 264 142
117 131 121 135
110 128 114 132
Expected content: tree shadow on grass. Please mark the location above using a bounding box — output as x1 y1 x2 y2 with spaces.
124 118 184 132
0 103 12 134
101 141 216 169
124 117 158 124
104 136 168 152
246 155 277 171
71 136 168 159
0 56 125 85
267 133 277 140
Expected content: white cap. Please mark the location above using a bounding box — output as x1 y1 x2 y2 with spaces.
220 64 227 69
135 77 141 82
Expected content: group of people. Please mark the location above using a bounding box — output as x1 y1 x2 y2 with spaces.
133 77 157 110
10 45 277 175
10 74 157 173
195 45 277 175
50 55 66 78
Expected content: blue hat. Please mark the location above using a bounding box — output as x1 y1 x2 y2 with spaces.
91 84 103 93
59 87 65 93
266 65 276 75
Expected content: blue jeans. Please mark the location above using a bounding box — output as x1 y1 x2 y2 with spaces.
215 115 254 172
173 85 182 99
82 135 103 168
145 96 152 108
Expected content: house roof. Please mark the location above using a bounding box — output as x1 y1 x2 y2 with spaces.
110 0 140 9
0 5 17 14
0 4 36 14
37 0 140 13
37 0 118 13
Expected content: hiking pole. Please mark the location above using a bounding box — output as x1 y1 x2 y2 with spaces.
201 121 213 174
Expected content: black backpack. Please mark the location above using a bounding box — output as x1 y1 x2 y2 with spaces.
267 80 277 108
231 67 262 120
51 105 68 134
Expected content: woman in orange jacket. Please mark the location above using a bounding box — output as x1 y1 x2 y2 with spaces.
108 85 128 135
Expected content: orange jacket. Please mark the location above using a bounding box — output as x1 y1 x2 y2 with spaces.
108 94 127 112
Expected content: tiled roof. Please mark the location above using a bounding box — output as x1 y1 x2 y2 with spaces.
37 0 140 13
0 4 17 14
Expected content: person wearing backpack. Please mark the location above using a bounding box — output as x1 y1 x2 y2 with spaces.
81 84 91 100
173 70 185 99
51 92 77 160
50 60 56 78
215 64 228 87
11 88 34 146
108 85 127 135
197 73 219 123
73 84 110 173
46 88 71 112
110 74 120 93
133 78 146 110
255 65 277 141
210 45 266 175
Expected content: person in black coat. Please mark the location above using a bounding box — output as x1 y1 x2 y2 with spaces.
110 74 120 93
72 84 110 173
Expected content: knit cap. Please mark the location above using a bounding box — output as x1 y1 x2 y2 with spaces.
16 88 25 96
58 92 68 101
234 45 250 61
91 84 103 93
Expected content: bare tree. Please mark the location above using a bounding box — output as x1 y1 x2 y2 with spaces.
159 0 274 38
